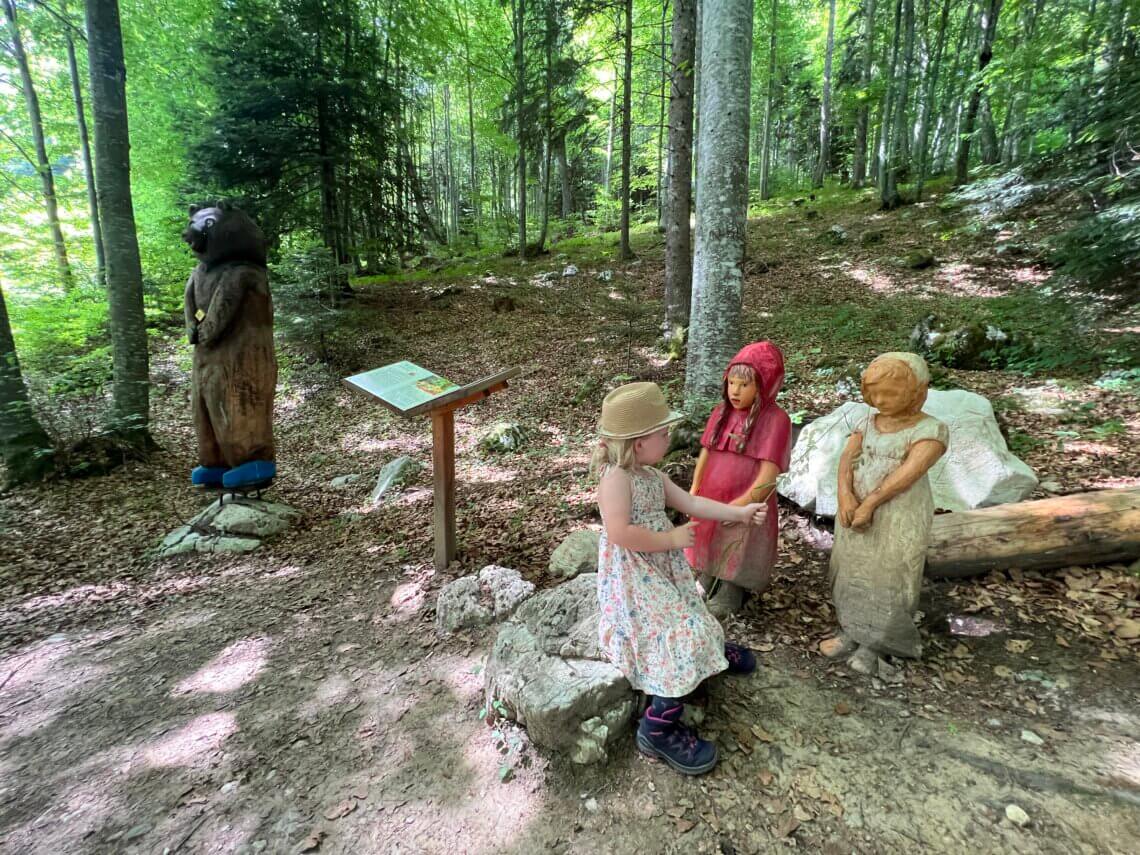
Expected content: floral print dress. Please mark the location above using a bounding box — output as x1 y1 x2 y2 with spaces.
597 466 728 698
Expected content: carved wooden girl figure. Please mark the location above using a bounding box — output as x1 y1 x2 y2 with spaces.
821 352 948 675
687 342 792 616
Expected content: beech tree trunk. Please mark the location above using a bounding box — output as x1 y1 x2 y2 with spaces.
4 0 74 291
955 0 1004 185
557 134 573 217
883 0 915 208
852 0 877 189
664 0 696 331
759 0 778 199
85 0 149 442
684 0 753 403
0 285 54 484
914 0 951 199
62 0 105 286
619 0 635 260
512 0 527 253
813 0 837 188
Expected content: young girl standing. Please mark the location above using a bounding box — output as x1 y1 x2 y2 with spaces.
687 342 792 616
592 382 766 775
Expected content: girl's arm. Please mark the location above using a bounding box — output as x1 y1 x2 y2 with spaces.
850 438 946 530
661 471 766 526
728 460 781 506
836 431 863 528
689 447 710 495
598 468 690 552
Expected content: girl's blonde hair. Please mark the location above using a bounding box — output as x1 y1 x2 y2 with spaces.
861 352 930 413
589 434 640 477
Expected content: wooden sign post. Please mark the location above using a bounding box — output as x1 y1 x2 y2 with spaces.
344 361 520 571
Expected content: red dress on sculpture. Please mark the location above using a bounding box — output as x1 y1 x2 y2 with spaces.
686 343 792 592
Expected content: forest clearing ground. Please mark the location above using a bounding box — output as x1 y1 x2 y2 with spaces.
1 188 1138 854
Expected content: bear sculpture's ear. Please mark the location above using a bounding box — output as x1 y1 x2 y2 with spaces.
218 199 233 212
189 204 201 216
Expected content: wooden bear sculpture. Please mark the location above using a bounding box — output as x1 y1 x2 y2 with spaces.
182 203 277 490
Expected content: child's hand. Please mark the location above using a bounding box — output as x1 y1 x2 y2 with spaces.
737 502 767 526
668 520 696 549
850 503 875 531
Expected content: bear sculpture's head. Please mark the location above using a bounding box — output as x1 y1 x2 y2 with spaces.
182 201 267 269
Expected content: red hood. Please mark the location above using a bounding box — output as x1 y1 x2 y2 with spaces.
725 341 785 407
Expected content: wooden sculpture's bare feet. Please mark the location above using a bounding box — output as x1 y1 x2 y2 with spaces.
819 633 857 659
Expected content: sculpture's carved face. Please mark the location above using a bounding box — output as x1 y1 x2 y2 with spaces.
727 374 758 410
864 359 924 417
182 206 220 259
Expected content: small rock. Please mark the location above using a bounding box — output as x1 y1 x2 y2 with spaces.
819 224 847 245
860 229 885 246
562 264 579 277
330 474 362 489
584 797 599 813
479 422 527 454
986 718 1002 728
1039 480 1063 494
549 530 600 579
221 781 238 793
124 824 151 841
903 248 935 269
1020 729 1044 746
371 456 422 505
1004 804 1030 827
596 270 613 282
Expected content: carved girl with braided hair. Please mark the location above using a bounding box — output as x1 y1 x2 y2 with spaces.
687 342 792 616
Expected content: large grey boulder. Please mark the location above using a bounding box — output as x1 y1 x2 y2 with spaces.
549 529 600 580
778 389 1038 516
155 497 299 558
435 564 535 633
484 574 635 764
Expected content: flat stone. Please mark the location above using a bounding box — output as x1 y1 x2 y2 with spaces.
549 529 600 580
189 497 300 539
1005 804 1031 827
778 389 1037 516
371 456 422 505
330 474 362 489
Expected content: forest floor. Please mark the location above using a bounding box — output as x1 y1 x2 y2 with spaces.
2 183 1139 854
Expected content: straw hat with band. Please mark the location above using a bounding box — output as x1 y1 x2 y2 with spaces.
599 382 683 439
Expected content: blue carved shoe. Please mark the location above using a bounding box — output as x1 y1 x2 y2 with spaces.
191 465 228 487
222 460 277 490
635 698 717 775
724 642 756 675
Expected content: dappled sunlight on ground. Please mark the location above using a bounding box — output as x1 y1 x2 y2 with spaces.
172 637 271 696
1063 440 1120 457
144 712 238 767
844 264 902 294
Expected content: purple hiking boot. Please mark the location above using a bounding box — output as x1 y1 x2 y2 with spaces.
635 698 718 775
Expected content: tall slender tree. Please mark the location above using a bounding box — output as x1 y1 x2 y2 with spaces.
86 0 149 443
852 0 878 189
618 0 634 260
759 0 778 199
955 0 1003 185
664 0 696 331
4 0 74 291
813 0 837 188
685 0 753 402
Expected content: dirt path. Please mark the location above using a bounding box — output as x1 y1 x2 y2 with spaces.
2 191 1138 853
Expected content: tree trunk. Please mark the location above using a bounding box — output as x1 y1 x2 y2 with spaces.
85 0 149 442
619 0 635 260
0 285 54 484
883 0 915 208
813 0 837 188
926 489 1140 578
759 0 778 200
557 133 573 217
684 0 753 403
443 84 458 244
4 0 74 291
604 65 617 197
657 0 669 230
457 0 480 241
537 2 555 250
877 0 903 203
955 0 1004 186
914 0 951 199
513 0 527 254
62 0 105 286
664 0 696 331
852 0 877 189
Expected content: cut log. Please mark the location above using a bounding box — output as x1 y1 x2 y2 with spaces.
926 488 1140 578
